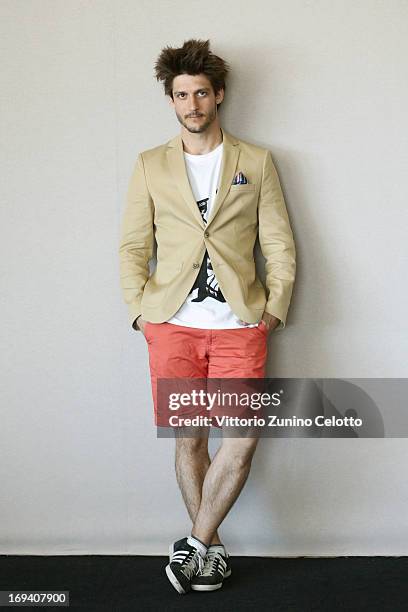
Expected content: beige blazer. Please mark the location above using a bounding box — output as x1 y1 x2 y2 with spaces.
119 127 296 331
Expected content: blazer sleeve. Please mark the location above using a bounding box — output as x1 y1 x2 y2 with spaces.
118 153 154 330
258 150 296 330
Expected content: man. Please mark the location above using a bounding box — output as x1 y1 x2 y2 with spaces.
119 39 296 594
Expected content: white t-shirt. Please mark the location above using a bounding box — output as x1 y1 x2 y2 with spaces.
167 142 259 329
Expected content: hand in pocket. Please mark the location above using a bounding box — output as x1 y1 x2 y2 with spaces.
136 316 148 337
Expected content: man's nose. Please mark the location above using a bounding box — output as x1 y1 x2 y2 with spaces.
188 95 199 110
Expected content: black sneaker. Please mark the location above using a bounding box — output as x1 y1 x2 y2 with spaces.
191 545 232 591
165 540 205 594
168 536 188 562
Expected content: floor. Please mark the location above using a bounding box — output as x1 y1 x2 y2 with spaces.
0 555 407 611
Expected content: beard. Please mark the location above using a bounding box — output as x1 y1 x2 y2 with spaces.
175 105 217 133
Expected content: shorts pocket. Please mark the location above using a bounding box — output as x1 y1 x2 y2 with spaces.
143 321 152 341
144 321 166 343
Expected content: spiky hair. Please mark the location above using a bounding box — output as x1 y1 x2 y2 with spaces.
154 39 230 102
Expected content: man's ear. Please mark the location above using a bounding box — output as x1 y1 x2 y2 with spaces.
168 95 175 108
215 88 225 105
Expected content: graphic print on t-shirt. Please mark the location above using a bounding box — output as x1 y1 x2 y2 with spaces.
189 197 226 304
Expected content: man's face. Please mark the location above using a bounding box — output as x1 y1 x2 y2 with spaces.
169 73 224 134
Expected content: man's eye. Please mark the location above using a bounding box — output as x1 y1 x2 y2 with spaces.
198 91 207 96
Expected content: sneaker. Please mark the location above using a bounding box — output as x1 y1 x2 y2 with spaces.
191 545 232 591
165 540 205 594
168 536 188 562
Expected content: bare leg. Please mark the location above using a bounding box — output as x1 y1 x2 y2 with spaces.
191 435 259 546
174 427 222 545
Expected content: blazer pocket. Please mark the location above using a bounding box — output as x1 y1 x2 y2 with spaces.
142 261 183 306
151 261 184 284
229 183 256 192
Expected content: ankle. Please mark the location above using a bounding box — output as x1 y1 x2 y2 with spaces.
209 532 222 546
187 534 208 558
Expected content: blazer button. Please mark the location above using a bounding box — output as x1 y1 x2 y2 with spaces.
193 262 200 269
204 231 210 238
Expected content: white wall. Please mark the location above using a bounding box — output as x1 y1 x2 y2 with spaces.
1 0 407 555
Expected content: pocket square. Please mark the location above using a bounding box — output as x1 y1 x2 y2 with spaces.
232 171 249 185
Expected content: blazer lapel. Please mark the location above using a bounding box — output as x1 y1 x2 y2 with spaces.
166 127 240 228
207 128 240 227
166 133 205 228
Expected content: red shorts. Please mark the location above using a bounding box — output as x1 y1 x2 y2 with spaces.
144 321 268 425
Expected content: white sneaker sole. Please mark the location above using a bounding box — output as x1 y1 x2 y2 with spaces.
191 568 232 591
165 563 187 595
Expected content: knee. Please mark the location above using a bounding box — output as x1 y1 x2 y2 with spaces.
176 436 209 458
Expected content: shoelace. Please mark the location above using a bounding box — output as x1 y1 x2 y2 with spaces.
178 549 204 580
199 549 221 576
